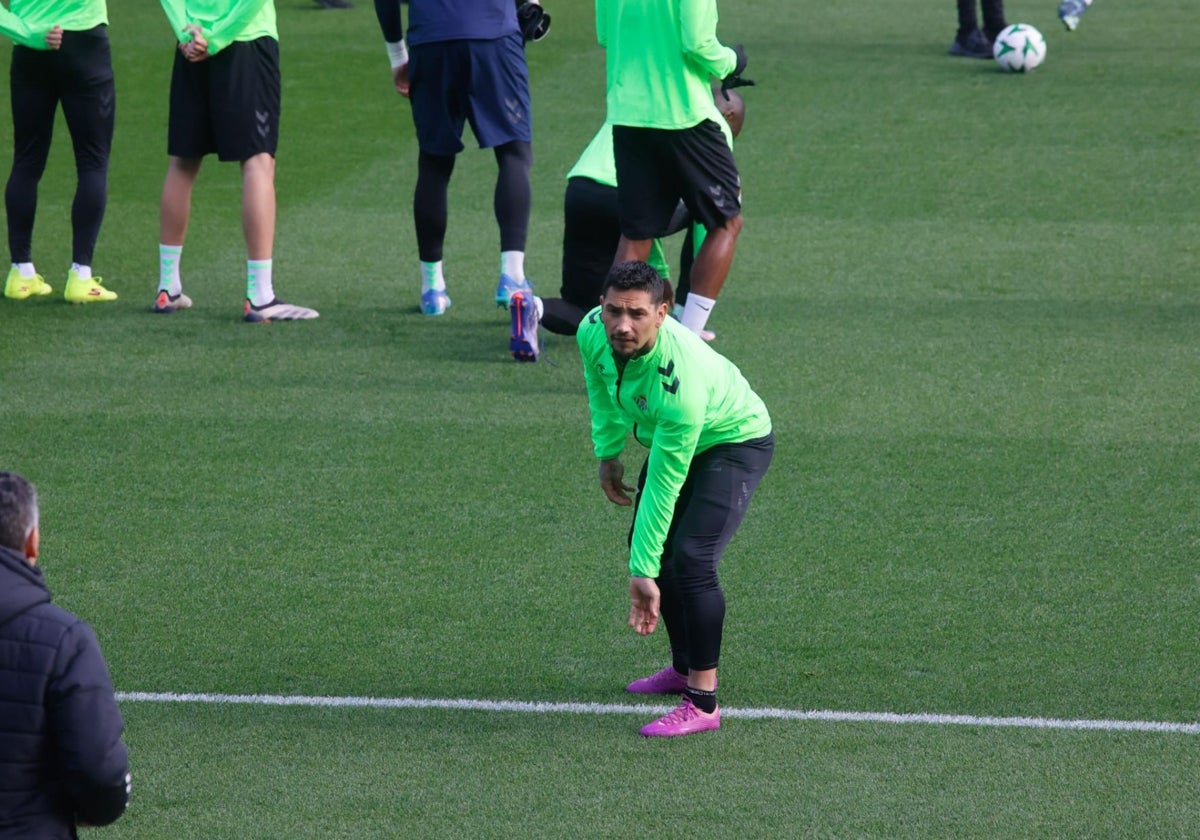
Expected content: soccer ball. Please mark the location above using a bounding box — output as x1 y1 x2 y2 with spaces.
993 24 1046 72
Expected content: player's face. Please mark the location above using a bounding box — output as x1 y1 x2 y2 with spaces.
601 288 668 361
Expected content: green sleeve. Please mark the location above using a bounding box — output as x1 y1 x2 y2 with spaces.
206 0 271 54
628 393 704 578
578 310 629 461
159 0 191 42
0 7 48 49
595 0 607 48
679 0 736 79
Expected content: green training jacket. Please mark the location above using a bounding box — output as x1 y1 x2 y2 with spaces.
0 0 106 49
159 0 276 55
595 0 737 130
578 307 771 577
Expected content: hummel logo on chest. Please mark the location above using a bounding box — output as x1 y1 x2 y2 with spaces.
658 359 679 394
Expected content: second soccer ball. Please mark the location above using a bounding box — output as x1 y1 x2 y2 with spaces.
993 24 1047 72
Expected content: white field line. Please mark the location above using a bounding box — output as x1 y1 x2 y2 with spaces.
116 692 1200 735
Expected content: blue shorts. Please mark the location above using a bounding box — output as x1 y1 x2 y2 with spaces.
408 33 532 155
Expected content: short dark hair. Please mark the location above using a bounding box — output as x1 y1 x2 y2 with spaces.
0 471 38 552
602 260 665 305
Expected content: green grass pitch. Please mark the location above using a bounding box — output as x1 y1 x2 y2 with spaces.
1 1 1198 837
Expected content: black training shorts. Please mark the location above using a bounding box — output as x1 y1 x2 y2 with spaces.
612 120 741 240
167 37 280 162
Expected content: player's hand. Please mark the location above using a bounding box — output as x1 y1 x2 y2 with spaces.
393 64 411 98
186 35 210 62
45 25 63 50
599 459 635 506
721 44 755 100
629 576 660 636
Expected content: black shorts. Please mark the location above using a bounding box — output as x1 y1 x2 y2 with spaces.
613 120 741 240
167 37 280 162
409 33 532 155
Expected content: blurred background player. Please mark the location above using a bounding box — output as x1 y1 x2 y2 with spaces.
1058 0 1094 31
540 86 744 340
595 0 752 341
948 0 1008 58
153 0 319 322
373 0 538 319
1 0 118 304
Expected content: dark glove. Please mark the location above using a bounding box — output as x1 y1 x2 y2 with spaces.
721 44 755 100
516 0 551 41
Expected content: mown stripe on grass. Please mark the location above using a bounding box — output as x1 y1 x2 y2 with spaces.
116 692 1200 735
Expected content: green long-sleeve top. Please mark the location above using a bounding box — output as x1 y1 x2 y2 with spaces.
159 0 275 55
0 0 106 49
578 307 771 577
595 0 736 130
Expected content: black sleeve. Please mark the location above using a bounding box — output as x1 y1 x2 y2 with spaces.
374 0 405 42
47 620 130 827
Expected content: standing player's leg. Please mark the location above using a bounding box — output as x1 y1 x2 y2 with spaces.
981 0 1008 42
408 40 467 316
59 25 117 303
949 0 992 57
674 120 743 337
413 150 455 315
215 38 315 322
493 139 533 307
464 32 534 308
242 154 275 263
676 213 739 312
156 156 201 312
4 46 56 300
613 236 653 265
155 46 208 313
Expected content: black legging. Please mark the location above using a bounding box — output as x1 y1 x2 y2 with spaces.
5 26 114 266
956 0 1008 41
413 139 531 263
632 434 775 673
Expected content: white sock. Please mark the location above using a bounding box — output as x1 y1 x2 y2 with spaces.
421 260 446 292
680 293 716 334
501 251 525 282
159 244 183 295
15 262 36 278
71 263 92 280
247 259 274 307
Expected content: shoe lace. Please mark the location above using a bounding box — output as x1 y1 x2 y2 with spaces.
662 697 699 724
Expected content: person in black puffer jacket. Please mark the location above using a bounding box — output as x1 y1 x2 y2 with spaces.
0 472 130 839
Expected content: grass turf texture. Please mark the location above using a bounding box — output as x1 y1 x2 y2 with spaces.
2 0 1198 837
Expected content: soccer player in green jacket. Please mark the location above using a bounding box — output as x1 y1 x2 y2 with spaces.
595 0 751 339
1 0 118 303
578 260 774 737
